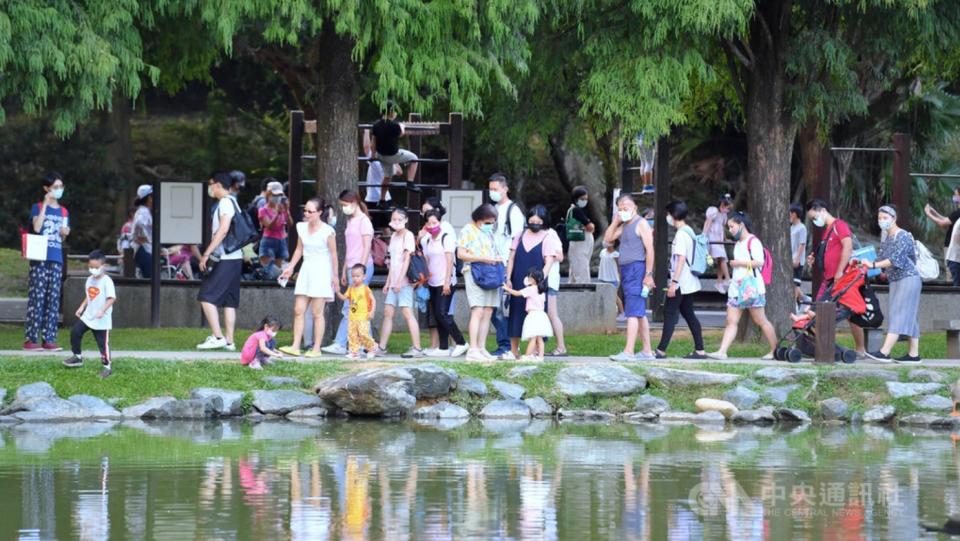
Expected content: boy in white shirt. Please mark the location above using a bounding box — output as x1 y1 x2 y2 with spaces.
63 250 116 377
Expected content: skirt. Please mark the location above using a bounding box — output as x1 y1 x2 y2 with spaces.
521 309 553 341
887 274 921 338
294 258 333 300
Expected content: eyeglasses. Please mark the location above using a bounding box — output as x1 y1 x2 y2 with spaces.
304 209 319 214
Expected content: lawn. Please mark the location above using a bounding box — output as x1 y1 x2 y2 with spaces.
0 248 28 297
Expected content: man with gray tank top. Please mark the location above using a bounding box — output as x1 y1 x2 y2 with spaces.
604 193 656 361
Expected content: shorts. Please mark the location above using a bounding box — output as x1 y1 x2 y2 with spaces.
727 294 766 309
547 288 559 297
377 149 418 166
198 259 242 308
792 266 803 286
385 285 415 308
259 237 289 261
464 268 499 307
624 294 647 318
621 260 648 318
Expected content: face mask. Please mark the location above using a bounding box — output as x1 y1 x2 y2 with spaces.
266 329 277 338
878 219 893 231
328 216 338 228
489 190 503 203
647 219 655 228
729 227 742 241
480 223 494 234
618 210 634 222
953 195 960 206
812 212 825 228
576 199 588 208
342 205 355 216
666 215 675 227
88 267 103 276
427 225 441 236
528 223 543 233
270 196 282 205
389 221 405 231
51 188 64 200
207 186 215 198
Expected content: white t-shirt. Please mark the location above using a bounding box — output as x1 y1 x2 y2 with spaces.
364 157 393 203
598 249 620 283
790 222 808 263
81 274 116 331
672 228 702 295
132 206 152 253
387 230 415 288
730 235 766 297
213 196 243 260
494 201 525 259
421 232 458 287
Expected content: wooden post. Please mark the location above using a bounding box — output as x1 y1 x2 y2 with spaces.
150 179 162 328
892 133 912 228
288 110 304 250
448 113 464 189
814 300 836 362
811 145 831 299
652 138 671 321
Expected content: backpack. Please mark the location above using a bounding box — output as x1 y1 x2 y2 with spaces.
422 233 463 278
222 198 260 254
565 206 585 242
247 197 264 234
501 202 524 238
747 236 773 286
915 239 939 281
679 226 709 277
406 250 430 287
371 236 388 267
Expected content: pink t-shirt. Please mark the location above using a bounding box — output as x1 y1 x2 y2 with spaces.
344 214 374 267
512 230 563 259
241 330 270 365
520 285 545 312
258 207 287 239
421 233 457 287
387 230 416 288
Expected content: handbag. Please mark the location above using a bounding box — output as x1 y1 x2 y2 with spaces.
471 262 505 290
565 207 585 242
222 198 260 254
732 274 762 304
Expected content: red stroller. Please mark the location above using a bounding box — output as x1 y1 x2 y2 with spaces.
774 265 884 363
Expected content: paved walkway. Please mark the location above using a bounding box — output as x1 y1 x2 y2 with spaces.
3 349 959 367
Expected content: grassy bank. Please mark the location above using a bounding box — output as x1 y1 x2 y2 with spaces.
0 248 28 297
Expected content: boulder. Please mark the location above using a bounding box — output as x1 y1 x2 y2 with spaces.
524 397 553 418
491 380 526 400
898 413 943 427
863 405 896 423
402 364 459 398
762 384 799 406
121 397 177 419
413 402 470 419
913 395 954 412
67 395 122 419
286 407 329 419
558 409 616 422
775 408 811 423
824 369 898 382
315 368 415 416
885 382 944 399
819 398 849 421
643 367 740 387
622 411 660 422
509 365 541 379
659 410 727 424
458 377 488 397
694 398 739 419
753 367 815 384
253 390 325 416
479 399 531 419
190 388 245 416
907 369 946 383
11 397 94 422
556 365 646 397
732 407 776 424
14 381 56 403
141 398 218 420
930 417 960 429
724 386 760 409
263 376 303 387
634 394 670 415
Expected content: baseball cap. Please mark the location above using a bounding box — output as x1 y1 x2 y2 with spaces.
267 181 284 195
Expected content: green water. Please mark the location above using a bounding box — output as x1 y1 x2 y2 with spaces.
1 418 959 540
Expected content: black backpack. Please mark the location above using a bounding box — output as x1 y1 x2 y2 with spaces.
222 198 260 254
406 250 430 287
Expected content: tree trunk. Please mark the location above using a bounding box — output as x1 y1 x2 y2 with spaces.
743 0 796 338
797 119 822 203
100 92 137 251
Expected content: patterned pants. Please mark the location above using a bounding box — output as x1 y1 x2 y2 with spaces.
25 261 63 344
347 320 377 354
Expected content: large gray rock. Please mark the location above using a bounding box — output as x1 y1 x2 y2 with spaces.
67 395 122 419
622 411 660 422
863 405 896 423
898 413 943 427
142 398 218 420
263 376 303 387
885 382 944 399
556 365 647 396
753 367 816 384
695 398 738 419
558 409 615 422
11 397 94 422
315 368 415 416
659 410 727 424
491 380 526 400
524 397 553 418
479 399 531 419
121 397 177 419
913 395 954 411
634 394 670 415
402 364 459 398
762 384 799 406
458 377 488 397
732 407 776 424
643 367 740 387
820 398 849 421
724 386 760 409
253 390 325 416
413 401 470 419
286 407 329 419
824 369 898 382
931 417 960 429
190 388 245 416
775 408 811 423
14 382 57 403
509 365 541 379
908 369 946 383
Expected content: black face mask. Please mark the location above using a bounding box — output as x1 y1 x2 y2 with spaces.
528 223 543 233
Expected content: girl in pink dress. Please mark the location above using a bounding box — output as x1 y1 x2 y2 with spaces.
502 268 553 361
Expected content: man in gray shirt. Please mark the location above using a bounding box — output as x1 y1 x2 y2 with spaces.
789 203 808 303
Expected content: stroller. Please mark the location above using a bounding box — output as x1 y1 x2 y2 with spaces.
774 265 884 363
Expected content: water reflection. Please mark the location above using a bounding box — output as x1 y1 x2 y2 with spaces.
0 420 959 540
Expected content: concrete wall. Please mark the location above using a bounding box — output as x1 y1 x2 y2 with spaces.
63 278 620 334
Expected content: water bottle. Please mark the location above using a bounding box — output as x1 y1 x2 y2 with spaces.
641 285 650 298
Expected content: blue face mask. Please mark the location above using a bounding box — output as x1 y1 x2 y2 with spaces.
647 219 655 228
52 187 64 200
480 223 494 234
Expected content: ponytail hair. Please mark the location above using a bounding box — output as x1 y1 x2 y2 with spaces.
526 267 546 294
728 210 752 232
338 190 370 218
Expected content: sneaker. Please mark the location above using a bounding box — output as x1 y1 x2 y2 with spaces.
894 354 922 364
616 314 627 323
641 185 655 194
609 351 636 362
373 345 389 357
866 350 892 363
303 350 322 359
480 349 496 361
278 345 303 356
345 352 360 360
322 343 348 355
99 363 112 378
365 351 376 360
62 355 83 368
431 349 451 358
197 336 227 350
42 342 62 352
401 348 426 359
465 348 487 362
451 344 470 358
23 341 42 351
654 351 668 359
249 360 263 370
520 354 541 362
223 343 236 352
635 352 657 361
498 351 517 361
684 352 708 360
405 181 422 193
706 351 728 360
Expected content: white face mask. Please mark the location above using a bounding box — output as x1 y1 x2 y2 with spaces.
328 216 338 228
489 190 503 203
878 218 893 231
207 185 216 198
618 210 634 222
576 199 588 209
88 267 103 276
341 205 355 216
666 215 675 227
812 211 826 228
51 187 64 200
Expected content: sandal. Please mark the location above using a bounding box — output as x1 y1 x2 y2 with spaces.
547 348 568 357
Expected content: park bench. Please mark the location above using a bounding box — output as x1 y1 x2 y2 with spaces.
934 320 960 359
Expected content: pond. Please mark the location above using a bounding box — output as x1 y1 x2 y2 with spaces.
1 418 959 540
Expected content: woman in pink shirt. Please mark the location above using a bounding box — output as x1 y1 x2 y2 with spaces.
325 190 375 355
257 182 292 275
420 210 468 357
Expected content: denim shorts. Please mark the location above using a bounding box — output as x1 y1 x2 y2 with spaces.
259 237 289 261
385 285 415 308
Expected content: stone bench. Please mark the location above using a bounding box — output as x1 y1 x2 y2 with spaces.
934 320 960 359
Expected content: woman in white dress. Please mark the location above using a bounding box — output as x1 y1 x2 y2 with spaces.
278 198 339 358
